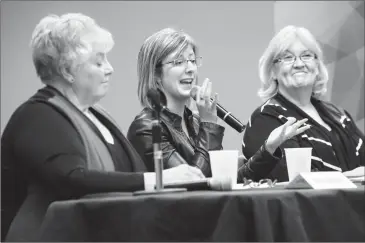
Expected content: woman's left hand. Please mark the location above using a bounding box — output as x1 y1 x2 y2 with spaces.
265 117 311 154
194 78 218 123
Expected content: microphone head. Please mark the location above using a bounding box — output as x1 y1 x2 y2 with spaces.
147 89 163 112
208 177 232 191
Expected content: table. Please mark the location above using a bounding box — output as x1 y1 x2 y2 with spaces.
38 185 365 241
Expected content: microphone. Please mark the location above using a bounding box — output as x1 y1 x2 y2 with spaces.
139 89 186 194
190 87 245 133
147 89 166 113
151 120 163 190
208 177 233 191
146 89 165 190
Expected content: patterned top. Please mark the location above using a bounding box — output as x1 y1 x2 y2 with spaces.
242 92 364 182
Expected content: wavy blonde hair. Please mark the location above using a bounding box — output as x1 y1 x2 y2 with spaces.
137 28 198 109
30 13 114 84
258 25 329 101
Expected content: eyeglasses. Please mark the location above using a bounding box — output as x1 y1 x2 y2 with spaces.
274 52 317 65
242 178 277 188
161 56 203 68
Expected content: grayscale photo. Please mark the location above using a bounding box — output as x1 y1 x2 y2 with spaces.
1 1 364 241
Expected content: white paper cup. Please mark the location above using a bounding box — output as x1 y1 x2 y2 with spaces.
209 150 239 187
284 147 312 181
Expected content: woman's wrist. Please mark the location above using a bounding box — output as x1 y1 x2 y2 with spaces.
200 115 218 124
264 140 277 155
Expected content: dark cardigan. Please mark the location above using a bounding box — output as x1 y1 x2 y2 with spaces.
1 86 147 241
242 93 364 182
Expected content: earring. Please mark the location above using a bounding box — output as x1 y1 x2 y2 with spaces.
156 79 163 88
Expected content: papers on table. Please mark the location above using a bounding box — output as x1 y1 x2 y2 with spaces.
286 172 357 189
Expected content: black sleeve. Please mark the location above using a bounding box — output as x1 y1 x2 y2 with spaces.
241 112 302 181
344 110 365 139
238 143 283 182
344 110 365 165
127 118 186 172
242 113 286 158
127 117 225 177
192 121 225 176
11 103 145 198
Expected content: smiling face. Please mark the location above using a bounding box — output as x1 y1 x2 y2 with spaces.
274 39 319 90
159 44 197 104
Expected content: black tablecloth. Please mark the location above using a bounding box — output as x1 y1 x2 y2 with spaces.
38 186 365 241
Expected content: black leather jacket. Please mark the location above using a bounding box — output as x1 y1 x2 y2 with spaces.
128 106 282 181
127 107 224 177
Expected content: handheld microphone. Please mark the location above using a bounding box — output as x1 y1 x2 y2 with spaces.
208 177 233 191
190 87 245 133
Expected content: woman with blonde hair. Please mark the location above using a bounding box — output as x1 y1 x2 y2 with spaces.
128 27 310 180
242 25 364 181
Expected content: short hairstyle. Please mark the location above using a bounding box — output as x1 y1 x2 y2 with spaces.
258 25 329 101
137 28 198 109
30 13 114 84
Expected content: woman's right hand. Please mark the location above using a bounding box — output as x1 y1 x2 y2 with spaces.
163 164 205 183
